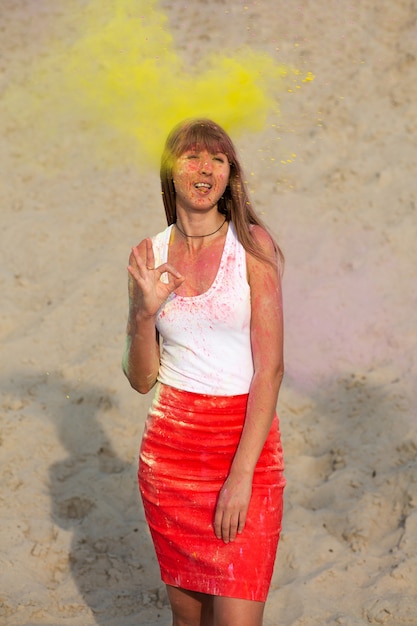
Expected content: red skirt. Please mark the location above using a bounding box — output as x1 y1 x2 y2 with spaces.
138 383 285 602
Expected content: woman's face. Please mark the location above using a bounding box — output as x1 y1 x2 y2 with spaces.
172 148 230 213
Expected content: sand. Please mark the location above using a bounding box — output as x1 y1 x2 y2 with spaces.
1 0 416 624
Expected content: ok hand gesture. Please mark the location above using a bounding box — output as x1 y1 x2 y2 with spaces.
128 238 185 318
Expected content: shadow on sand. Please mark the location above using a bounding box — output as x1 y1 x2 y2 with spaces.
4 370 169 625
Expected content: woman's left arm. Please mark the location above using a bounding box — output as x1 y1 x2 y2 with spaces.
214 226 284 543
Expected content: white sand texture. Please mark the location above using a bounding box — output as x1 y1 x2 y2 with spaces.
1 1 416 624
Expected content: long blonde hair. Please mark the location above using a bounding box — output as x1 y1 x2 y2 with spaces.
160 118 284 268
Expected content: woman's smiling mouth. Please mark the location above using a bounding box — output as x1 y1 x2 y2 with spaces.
194 182 212 193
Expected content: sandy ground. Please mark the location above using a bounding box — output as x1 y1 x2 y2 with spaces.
1 0 417 624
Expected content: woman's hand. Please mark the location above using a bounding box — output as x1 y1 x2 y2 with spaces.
128 238 185 318
214 472 253 544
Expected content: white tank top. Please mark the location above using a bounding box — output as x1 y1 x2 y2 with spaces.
152 222 254 395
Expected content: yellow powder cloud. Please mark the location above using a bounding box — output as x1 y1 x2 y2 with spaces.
1 0 313 168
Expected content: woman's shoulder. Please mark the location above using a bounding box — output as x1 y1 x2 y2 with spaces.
230 220 272 246
248 224 276 256
245 225 280 288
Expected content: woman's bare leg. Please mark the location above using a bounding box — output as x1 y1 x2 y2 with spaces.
166 585 264 626
213 596 265 626
166 585 214 626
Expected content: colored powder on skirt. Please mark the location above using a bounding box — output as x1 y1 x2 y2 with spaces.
139 383 286 602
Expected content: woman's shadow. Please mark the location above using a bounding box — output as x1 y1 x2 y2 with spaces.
42 371 169 624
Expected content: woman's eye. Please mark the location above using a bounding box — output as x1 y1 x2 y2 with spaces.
214 156 225 163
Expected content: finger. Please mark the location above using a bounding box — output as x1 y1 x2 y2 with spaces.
127 262 141 282
130 246 147 275
214 507 223 540
154 262 184 281
218 509 236 544
127 261 147 285
237 510 246 534
228 513 240 543
170 274 186 292
130 246 156 279
145 238 155 270
220 514 230 544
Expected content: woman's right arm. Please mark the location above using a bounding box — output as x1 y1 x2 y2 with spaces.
122 237 184 394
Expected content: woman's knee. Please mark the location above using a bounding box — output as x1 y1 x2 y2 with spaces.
213 596 265 626
167 585 212 626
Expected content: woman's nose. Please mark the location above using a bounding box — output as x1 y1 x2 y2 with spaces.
199 156 212 174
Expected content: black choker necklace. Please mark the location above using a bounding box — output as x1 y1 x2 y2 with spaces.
175 217 227 238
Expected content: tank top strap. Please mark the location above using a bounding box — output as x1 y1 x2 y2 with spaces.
152 224 173 266
227 221 246 284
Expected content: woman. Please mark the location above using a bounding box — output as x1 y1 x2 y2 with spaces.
123 118 285 626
